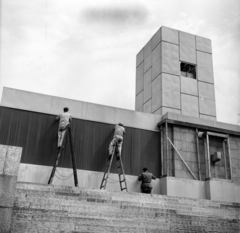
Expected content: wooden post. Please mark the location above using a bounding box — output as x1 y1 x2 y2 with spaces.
172 126 175 177
165 121 169 176
227 137 232 180
223 140 227 179
160 125 164 177
196 128 201 180
206 133 211 178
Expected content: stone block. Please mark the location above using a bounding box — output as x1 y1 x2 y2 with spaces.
161 26 179 44
162 89 180 109
144 68 151 88
152 75 161 96
175 160 183 170
197 65 214 84
3 147 22 176
143 83 152 103
136 106 143 112
136 61 144 81
161 107 181 115
161 41 179 60
180 47 196 64
185 180 206 199
0 207 12 233
179 31 196 64
51 96 84 119
0 145 7 175
205 179 236 202
151 58 161 80
144 40 152 59
1 87 52 114
152 28 161 50
152 108 161 115
136 76 144 95
198 81 215 100
196 36 212 54
199 98 216 116
180 77 198 96
136 48 143 67
135 91 143 110
200 114 216 121
144 54 151 73
143 99 151 114
161 73 180 92
17 163 27 182
0 175 18 207
197 51 213 68
235 185 240 203
162 57 179 76
152 43 161 64
181 94 199 118
152 91 161 113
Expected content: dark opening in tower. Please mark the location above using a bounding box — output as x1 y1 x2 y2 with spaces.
180 62 196 79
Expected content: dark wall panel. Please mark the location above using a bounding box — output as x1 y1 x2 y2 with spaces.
0 107 161 177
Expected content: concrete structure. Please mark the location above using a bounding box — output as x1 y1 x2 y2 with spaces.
135 26 216 121
158 112 240 203
1 87 240 204
11 182 240 232
0 145 22 232
0 26 240 232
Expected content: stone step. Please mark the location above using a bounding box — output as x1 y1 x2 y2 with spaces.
11 182 240 233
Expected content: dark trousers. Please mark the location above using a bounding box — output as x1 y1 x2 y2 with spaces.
141 188 152 194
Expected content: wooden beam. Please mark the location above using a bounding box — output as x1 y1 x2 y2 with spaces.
196 128 201 180
167 137 197 180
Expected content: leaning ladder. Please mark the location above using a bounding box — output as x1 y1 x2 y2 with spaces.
100 145 128 191
48 124 78 187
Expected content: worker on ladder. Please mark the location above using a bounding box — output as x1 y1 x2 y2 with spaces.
108 122 126 158
56 107 72 149
100 122 127 191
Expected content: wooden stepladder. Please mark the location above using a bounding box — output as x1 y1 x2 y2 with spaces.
100 145 128 191
48 124 78 187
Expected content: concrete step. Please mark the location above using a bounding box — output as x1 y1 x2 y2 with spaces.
11 182 240 233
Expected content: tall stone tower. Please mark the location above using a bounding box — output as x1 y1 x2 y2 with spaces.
135 26 216 121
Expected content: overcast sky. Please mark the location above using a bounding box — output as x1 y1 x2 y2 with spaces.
0 0 239 125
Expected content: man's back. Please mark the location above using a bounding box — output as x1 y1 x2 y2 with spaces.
114 125 125 137
139 171 155 183
57 112 71 128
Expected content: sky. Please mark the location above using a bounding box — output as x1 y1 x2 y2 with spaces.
0 0 240 125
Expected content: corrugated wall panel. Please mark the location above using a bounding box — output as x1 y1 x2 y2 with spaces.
0 107 161 177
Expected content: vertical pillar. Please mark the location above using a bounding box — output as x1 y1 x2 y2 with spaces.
160 125 164 177
196 128 201 180
165 121 169 176
227 137 232 180
223 140 227 179
206 133 211 178
172 126 175 177
0 145 22 233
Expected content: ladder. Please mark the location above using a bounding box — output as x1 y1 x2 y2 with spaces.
48 124 78 187
100 145 128 191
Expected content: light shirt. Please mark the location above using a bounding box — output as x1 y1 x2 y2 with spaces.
56 112 72 129
114 125 126 137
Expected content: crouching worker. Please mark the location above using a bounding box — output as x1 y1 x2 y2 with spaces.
138 168 156 194
56 107 72 148
108 122 126 158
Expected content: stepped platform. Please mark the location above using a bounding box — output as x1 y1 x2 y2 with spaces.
11 182 240 233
